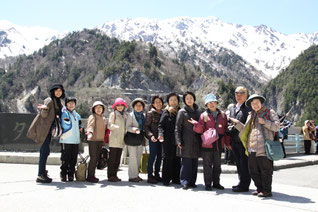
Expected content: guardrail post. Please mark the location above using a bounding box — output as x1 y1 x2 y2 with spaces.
295 134 300 153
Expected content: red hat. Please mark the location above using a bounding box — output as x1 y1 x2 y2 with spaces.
112 98 128 109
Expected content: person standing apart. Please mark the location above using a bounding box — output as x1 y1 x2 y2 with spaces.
190 94 231 191
175 91 201 190
59 97 82 182
27 84 65 183
230 94 280 197
145 95 164 184
302 120 315 155
107 98 128 182
227 86 251 192
158 93 181 186
86 101 106 183
126 98 146 182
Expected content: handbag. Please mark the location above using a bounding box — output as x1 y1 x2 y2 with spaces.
124 131 144 146
140 146 149 174
80 128 88 143
51 100 62 138
261 110 284 161
97 147 109 170
51 115 62 138
75 153 89 181
201 112 219 148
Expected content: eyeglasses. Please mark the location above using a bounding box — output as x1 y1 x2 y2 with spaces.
235 92 246 95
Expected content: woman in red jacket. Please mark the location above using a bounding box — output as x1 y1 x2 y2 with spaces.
189 93 231 191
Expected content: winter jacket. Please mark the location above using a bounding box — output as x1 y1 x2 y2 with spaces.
235 107 280 157
145 108 163 140
27 97 58 145
108 110 127 148
59 108 81 144
126 111 146 146
228 102 251 143
87 114 106 142
303 125 315 140
175 104 201 158
193 109 231 151
158 109 179 157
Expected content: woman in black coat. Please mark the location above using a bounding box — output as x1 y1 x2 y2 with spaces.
158 93 181 186
175 91 201 189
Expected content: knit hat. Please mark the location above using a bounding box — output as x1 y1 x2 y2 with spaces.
65 97 77 105
131 98 145 108
245 94 266 108
49 84 65 99
112 98 128 109
92 101 105 113
204 93 218 105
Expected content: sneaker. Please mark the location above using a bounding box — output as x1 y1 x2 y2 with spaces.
87 176 99 183
115 176 122 182
205 186 212 191
60 172 67 182
188 184 197 188
232 187 249 192
182 184 189 190
252 190 261 196
129 178 140 182
155 175 162 182
68 173 74 182
213 184 224 190
137 176 143 182
257 191 272 197
147 176 158 184
36 175 52 183
108 176 118 182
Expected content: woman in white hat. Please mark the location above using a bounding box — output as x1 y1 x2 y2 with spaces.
86 101 106 183
230 94 280 197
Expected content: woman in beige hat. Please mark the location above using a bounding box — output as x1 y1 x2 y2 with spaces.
230 94 280 197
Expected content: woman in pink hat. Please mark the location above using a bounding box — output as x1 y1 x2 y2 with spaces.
107 98 128 182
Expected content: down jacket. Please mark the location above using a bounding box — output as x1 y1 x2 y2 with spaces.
235 107 280 157
108 110 127 148
193 109 231 151
175 104 201 158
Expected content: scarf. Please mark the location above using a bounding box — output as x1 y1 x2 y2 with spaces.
165 105 178 116
133 110 145 131
251 106 266 128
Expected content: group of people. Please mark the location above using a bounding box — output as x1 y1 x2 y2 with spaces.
27 84 282 198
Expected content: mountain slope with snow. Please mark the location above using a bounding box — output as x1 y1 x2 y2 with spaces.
0 20 63 58
98 17 318 79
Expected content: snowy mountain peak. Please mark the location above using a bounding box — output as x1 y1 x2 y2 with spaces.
97 17 318 79
0 20 63 58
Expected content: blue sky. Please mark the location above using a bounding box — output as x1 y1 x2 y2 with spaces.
2 0 318 34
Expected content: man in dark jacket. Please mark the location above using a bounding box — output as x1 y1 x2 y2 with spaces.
228 86 251 192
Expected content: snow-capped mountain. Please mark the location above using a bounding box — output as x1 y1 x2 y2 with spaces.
97 17 318 79
0 20 63 59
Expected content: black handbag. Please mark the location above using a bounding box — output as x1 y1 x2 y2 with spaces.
124 131 144 146
97 147 109 170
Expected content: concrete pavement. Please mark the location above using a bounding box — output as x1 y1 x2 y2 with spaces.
0 163 318 212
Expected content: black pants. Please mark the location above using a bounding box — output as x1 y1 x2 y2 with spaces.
248 152 273 193
180 157 198 186
304 140 311 154
88 141 103 178
60 143 79 176
162 155 181 184
232 141 251 189
202 150 222 187
107 147 123 178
